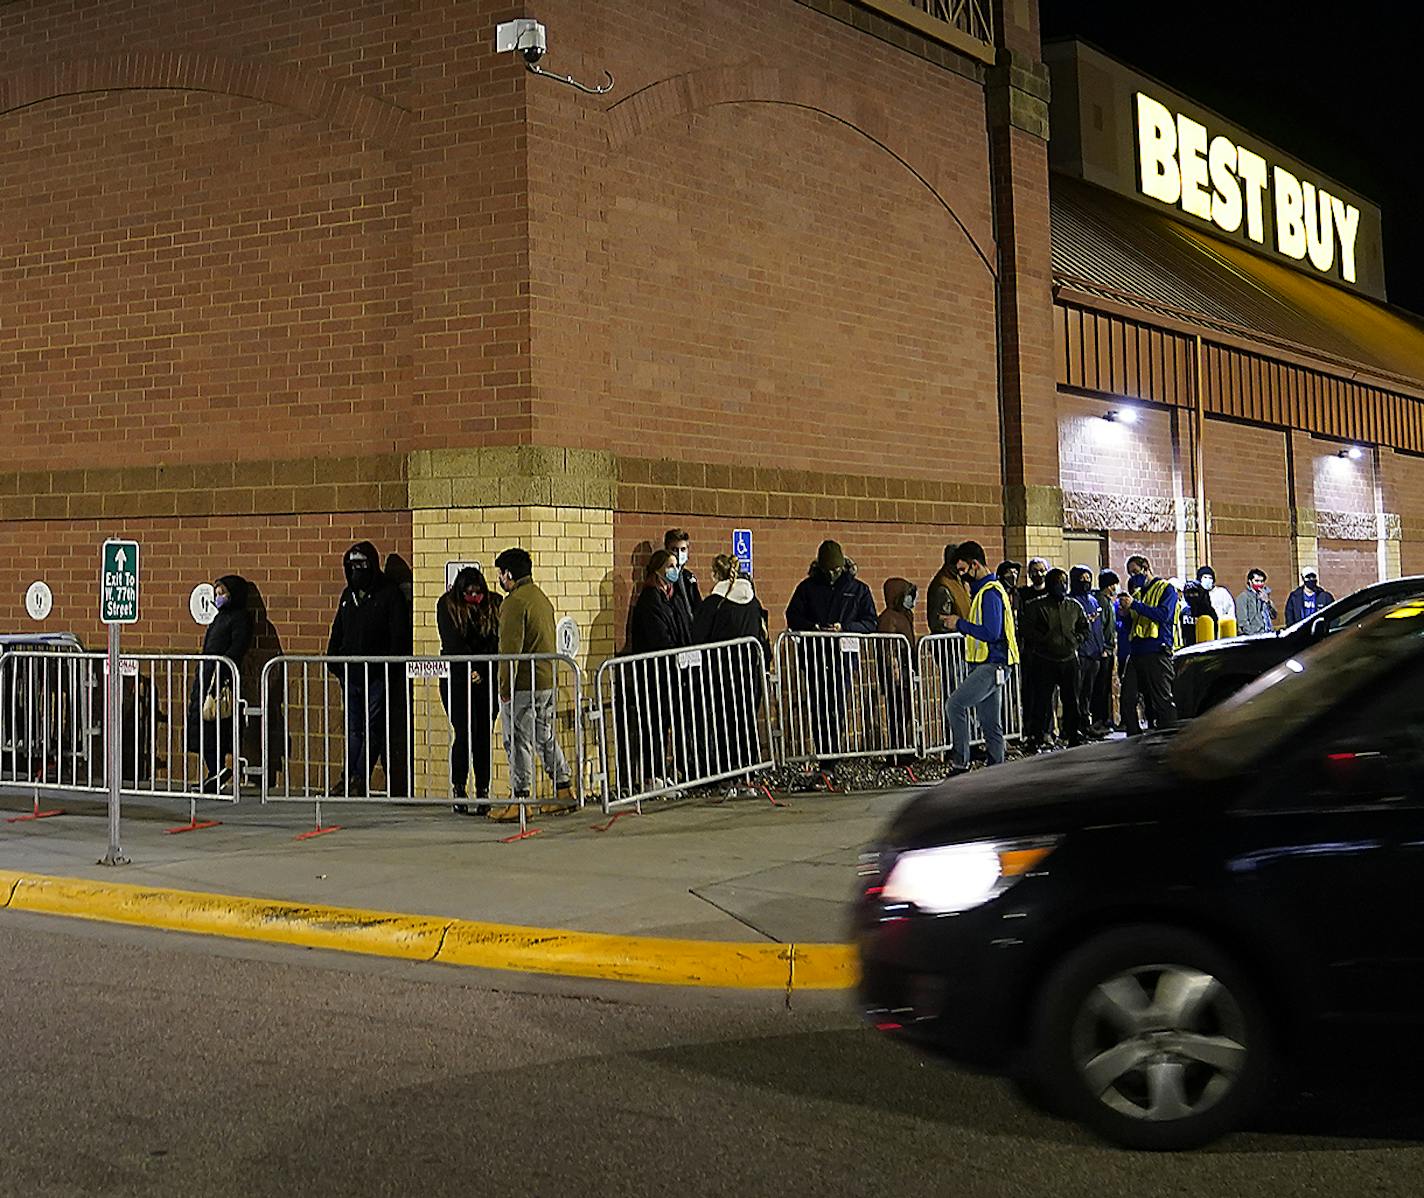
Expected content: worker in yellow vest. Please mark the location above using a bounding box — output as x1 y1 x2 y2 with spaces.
1115 553 1181 736
942 540 1018 775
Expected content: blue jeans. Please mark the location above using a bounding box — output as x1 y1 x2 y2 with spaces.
947 661 1004 768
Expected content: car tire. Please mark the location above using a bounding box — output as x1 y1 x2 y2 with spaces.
1028 925 1273 1151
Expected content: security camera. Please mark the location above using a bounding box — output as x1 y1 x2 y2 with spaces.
495 18 546 63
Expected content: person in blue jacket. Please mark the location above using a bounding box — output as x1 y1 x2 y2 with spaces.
1284 570 1336 625
1115 553 1180 735
1069 566 1106 739
942 540 1017 774
786 540 878 771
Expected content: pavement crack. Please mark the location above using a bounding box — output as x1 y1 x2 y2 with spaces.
430 919 456 962
686 887 780 942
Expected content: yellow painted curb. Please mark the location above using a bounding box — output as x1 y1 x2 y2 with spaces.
0 870 859 991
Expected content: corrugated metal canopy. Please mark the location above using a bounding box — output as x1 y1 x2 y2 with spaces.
1051 174 1424 390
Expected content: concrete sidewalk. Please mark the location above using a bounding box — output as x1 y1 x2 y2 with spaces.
0 784 913 945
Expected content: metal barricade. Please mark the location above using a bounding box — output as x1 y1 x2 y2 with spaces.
916 632 1024 756
593 637 773 812
0 650 242 818
773 631 917 767
259 653 588 837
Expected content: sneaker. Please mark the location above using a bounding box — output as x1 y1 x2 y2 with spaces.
946 764 971 778
486 803 522 823
475 792 490 817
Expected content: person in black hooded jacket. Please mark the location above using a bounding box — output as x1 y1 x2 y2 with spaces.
618 550 692 792
327 541 413 797
436 565 501 814
187 574 253 793
785 541 878 771
692 554 771 778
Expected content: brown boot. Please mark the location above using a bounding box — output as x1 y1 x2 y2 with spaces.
486 801 525 823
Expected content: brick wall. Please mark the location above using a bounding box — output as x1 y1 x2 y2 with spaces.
0 511 410 655
1058 394 1176 499
1382 449 1424 577
1318 540 1379 598
523 0 1000 479
1203 419 1287 506
1312 443 1377 516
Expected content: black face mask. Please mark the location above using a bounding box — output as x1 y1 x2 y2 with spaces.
350 566 375 590
1047 580 1069 599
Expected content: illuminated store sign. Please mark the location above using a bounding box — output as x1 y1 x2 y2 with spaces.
1135 92 1360 283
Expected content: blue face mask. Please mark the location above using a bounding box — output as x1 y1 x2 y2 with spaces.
664 566 680 584
213 593 228 609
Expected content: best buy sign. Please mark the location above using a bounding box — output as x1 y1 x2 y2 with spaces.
1135 92 1361 285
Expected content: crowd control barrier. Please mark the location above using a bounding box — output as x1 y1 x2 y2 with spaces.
773 631 917 768
593 637 773 811
259 653 589 837
0 649 242 827
917 633 1024 756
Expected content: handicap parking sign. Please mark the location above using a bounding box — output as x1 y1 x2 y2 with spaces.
732 528 753 576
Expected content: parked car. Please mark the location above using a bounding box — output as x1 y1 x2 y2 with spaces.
857 597 1424 1150
1173 575 1424 718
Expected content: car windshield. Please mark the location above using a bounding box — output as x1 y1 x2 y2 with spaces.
1171 600 1424 780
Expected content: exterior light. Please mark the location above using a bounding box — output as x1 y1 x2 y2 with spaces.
1338 446 1363 460
1105 408 1138 424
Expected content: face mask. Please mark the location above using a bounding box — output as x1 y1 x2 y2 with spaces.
213 593 228 609
675 548 688 567
1304 578 1318 592
498 573 513 594
351 568 374 590
1048 580 1068 599
1200 575 1214 590
903 595 916 611
463 589 482 606
664 566 680 584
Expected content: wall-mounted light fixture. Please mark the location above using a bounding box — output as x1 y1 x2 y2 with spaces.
1104 408 1139 424
1337 445 1364 460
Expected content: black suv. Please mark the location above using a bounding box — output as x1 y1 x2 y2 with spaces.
858 598 1424 1150
1174 575 1424 718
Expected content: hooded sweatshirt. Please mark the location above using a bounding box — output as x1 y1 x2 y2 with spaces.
926 567 971 633
877 578 917 644
200 574 254 667
691 577 770 661
1069 577 1105 658
327 541 413 664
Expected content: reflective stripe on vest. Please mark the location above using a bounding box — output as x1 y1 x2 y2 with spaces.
1129 577 1181 651
965 579 1020 666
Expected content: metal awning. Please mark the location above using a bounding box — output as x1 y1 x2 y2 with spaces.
1051 174 1424 392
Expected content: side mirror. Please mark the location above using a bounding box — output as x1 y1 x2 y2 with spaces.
1308 615 1327 640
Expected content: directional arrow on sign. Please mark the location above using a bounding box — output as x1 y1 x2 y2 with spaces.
115 548 128 571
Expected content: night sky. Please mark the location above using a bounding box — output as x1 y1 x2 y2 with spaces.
1039 1 1424 315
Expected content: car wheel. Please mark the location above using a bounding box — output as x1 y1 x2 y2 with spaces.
1029 925 1273 1151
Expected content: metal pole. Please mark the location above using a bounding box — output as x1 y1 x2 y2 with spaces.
102 622 128 865
1193 332 1210 569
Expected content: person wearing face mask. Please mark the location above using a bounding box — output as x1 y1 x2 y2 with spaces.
1018 567 1089 752
1091 569 1121 732
1116 553 1180 736
187 574 253 793
490 546 575 821
941 540 1017 773
1285 570 1336 625
664 529 702 629
1236 568 1277 635
1018 557 1050 614
877 578 919 763
786 540 879 772
326 542 413 798
691 555 771 779
623 549 695 788
1068 566 1106 740
436 566 501 815
927 544 972 634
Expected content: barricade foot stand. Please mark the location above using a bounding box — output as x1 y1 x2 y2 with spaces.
498 800 542 844
905 764 919 784
165 798 222 835
759 781 787 808
6 788 64 823
591 808 639 833
820 770 843 794
295 799 342 841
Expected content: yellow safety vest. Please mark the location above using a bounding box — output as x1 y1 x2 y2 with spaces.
964 578 1020 666
1128 577 1182 651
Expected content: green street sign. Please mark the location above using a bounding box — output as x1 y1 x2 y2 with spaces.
101 539 140 624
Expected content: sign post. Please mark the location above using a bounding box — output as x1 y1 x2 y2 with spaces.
100 539 139 867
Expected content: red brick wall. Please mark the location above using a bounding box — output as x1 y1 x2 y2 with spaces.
614 513 1002 646
1312 443 1377 515
1203 419 1287 506
524 0 1000 479
1058 394 1176 498
0 512 410 656
1318 540 1379 598
1380 449 1424 577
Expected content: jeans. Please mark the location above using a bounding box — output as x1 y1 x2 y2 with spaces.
500 689 571 795
947 661 1004 768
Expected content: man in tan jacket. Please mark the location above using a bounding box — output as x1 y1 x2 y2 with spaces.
489 547 574 820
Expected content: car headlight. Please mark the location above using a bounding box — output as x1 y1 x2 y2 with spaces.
879 838 1056 915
